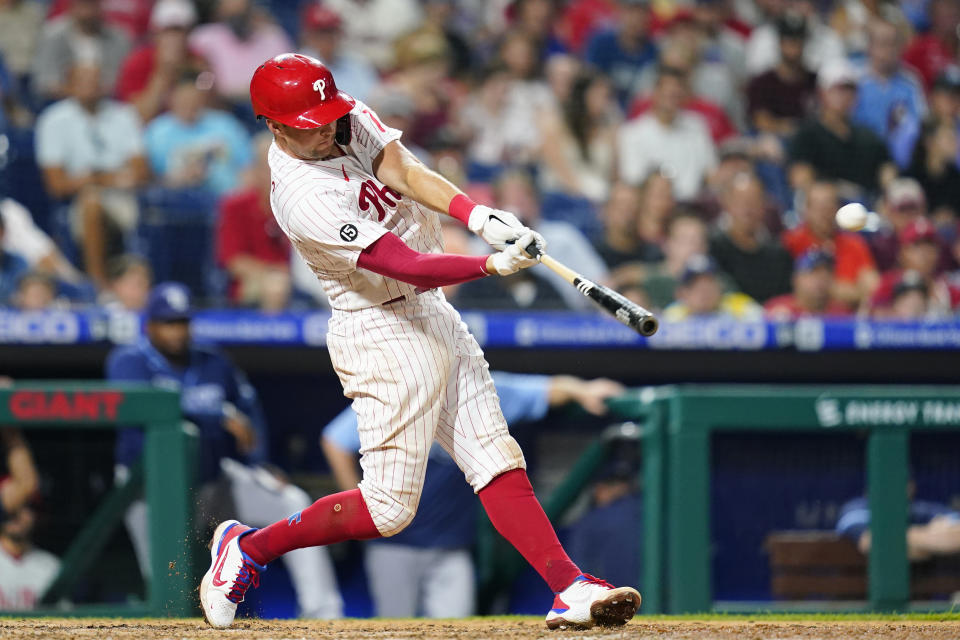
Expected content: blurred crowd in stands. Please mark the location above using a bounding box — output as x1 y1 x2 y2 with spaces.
2 0 960 321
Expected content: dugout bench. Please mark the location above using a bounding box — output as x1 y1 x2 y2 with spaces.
765 531 960 600
608 384 960 614
0 383 194 617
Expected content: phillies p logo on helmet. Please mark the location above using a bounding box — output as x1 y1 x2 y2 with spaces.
312 78 326 100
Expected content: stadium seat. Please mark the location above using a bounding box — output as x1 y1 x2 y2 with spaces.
0 126 53 234
135 187 226 301
540 191 602 238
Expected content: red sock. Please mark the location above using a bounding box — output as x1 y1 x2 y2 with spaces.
478 469 582 593
239 488 381 565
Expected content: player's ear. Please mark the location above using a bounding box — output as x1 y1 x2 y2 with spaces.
335 114 352 146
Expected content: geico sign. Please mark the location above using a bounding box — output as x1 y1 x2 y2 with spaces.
8 391 125 421
0 311 80 343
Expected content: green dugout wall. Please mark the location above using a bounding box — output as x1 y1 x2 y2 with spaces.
610 384 960 615
0 383 192 616
4 382 959 617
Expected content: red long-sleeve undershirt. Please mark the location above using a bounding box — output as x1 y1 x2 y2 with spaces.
356 232 490 289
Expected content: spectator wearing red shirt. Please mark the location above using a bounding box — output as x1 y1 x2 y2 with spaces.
216 134 290 311
870 218 960 316
902 0 960 91
782 180 879 308
114 0 208 123
765 249 852 319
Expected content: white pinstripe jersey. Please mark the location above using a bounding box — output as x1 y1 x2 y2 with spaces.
268 100 444 311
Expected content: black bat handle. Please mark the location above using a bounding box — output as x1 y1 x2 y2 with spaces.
522 240 542 260
505 236 542 259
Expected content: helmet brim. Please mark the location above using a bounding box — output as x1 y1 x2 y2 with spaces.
262 91 355 129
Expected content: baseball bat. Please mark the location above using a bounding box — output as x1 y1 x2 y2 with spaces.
523 243 659 337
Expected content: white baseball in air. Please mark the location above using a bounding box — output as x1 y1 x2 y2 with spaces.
835 202 869 231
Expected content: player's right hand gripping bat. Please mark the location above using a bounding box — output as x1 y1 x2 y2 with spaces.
523 243 659 337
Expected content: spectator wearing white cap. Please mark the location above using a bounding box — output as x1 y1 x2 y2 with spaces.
115 0 209 123
788 58 897 199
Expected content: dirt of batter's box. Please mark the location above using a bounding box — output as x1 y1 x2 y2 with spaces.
0 618 959 640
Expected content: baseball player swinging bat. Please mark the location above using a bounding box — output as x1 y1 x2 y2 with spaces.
523 243 659 337
201 53 643 632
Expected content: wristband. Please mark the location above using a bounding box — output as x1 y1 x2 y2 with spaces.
448 194 477 225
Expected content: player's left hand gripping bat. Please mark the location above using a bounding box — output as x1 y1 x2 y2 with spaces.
523 243 659 337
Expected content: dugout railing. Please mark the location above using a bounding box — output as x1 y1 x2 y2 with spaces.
608 384 960 614
0 383 194 617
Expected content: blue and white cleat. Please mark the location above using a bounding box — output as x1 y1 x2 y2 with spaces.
199 519 266 628
545 574 641 630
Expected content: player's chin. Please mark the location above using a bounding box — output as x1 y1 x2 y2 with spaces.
313 136 335 152
301 144 333 160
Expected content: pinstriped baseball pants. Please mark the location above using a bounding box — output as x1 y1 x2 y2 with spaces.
326 289 526 537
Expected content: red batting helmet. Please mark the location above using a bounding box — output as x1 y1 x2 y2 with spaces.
250 53 355 129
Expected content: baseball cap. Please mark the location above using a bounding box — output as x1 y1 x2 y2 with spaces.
795 249 834 272
145 282 193 322
886 177 926 211
892 270 928 299
680 254 718 285
776 12 808 40
817 58 859 90
899 219 939 246
150 0 197 30
303 4 342 32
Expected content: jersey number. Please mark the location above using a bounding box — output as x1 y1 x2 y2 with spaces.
359 180 401 222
